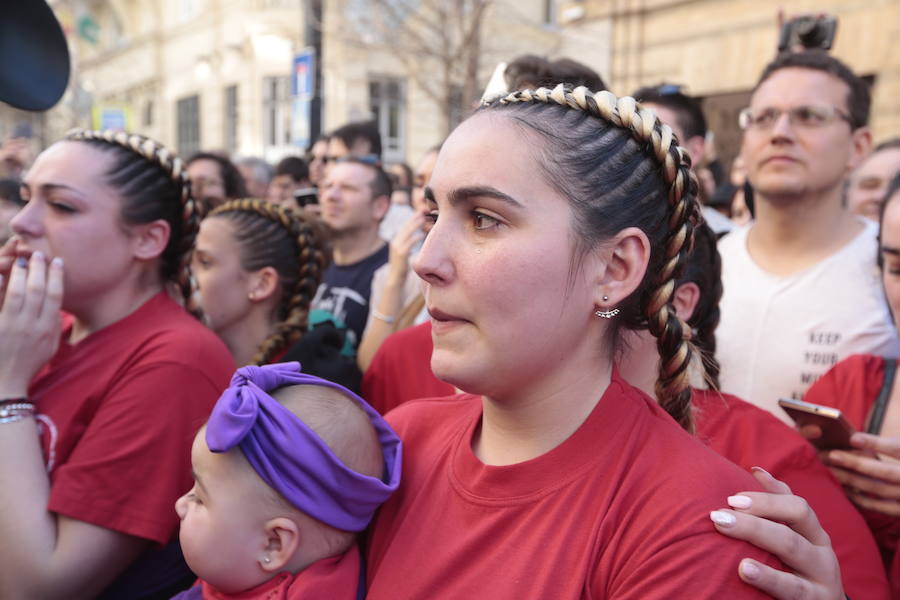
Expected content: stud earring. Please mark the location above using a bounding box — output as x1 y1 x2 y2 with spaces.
595 294 619 318
263 556 271 564
248 291 256 300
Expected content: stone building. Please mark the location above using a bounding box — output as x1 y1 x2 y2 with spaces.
2 0 897 173
559 0 900 168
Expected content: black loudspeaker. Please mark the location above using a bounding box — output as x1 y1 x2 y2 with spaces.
0 1 70 111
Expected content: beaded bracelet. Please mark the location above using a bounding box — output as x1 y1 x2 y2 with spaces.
0 402 35 424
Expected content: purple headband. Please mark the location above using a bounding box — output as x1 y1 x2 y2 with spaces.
205 362 402 532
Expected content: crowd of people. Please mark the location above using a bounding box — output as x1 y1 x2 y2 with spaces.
2 14 900 600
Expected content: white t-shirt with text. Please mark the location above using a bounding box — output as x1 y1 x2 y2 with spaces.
716 218 900 423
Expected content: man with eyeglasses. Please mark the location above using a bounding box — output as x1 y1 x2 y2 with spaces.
716 50 900 423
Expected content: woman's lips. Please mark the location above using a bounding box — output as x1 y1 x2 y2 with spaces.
428 307 469 333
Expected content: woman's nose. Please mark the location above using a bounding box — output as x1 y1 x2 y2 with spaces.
9 199 41 238
412 216 454 285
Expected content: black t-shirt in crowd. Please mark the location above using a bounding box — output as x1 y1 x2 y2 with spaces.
312 243 389 349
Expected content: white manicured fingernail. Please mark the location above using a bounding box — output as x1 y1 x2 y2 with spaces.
51 257 63 267
740 559 760 581
710 510 736 527
32 251 44 261
727 495 752 509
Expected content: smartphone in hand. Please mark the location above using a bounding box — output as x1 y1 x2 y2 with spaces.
778 398 855 450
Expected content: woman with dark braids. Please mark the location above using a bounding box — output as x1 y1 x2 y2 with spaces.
193 198 361 390
0 130 235 599
619 223 889 599
364 85 781 598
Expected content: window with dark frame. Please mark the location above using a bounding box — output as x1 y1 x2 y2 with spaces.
224 85 239 154
369 76 405 163
176 94 201 157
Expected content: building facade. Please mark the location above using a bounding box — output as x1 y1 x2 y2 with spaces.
559 0 900 168
2 0 896 174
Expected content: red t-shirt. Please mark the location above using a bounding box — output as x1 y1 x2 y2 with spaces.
804 354 900 597
361 321 454 414
178 545 361 599
29 292 235 545
694 389 890 599
366 372 781 599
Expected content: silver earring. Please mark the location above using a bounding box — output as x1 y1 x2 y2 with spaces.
263 556 271 564
603 295 609 302
595 307 620 319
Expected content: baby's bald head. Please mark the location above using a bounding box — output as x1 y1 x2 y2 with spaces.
271 384 384 481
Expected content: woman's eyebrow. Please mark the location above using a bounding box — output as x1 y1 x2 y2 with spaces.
446 185 524 209
881 245 900 257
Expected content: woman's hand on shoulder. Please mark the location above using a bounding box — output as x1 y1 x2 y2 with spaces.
710 467 844 600
822 432 900 517
0 251 63 396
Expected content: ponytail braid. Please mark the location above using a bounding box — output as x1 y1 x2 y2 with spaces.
64 129 200 312
481 84 702 432
208 199 326 365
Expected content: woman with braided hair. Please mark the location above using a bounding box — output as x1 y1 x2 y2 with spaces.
193 198 361 390
364 84 785 598
0 130 234 599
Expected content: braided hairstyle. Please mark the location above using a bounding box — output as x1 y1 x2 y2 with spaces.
64 129 199 310
480 85 702 432
675 223 722 390
207 199 327 365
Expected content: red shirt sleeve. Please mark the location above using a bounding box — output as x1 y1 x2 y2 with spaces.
48 361 221 544
802 354 885 430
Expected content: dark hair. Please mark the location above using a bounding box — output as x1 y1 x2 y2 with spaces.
337 157 393 200
548 58 607 93
275 156 309 183
186 151 249 198
633 83 707 140
675 222 722 389
306 134 330 154
330 121 382 159
481 85 701 431
755 50 870 130
0 177 23 206
389 162 414 188
877 172 900 271
235 156 274 186
875 137 900 153
208 199 327 364
65 129 199 309
505 54 607 93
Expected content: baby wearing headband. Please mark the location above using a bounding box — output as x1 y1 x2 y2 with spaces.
171 362 402 599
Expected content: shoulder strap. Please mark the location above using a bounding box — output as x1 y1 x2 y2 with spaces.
867 357 897 435
356 552 367 600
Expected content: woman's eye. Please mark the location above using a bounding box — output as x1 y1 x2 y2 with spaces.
48 201 75 213
424 211 438 225
472 212 500 231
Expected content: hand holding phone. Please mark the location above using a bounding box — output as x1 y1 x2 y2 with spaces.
778 398 855 450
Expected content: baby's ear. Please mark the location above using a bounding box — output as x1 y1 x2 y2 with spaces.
259 517 300 572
